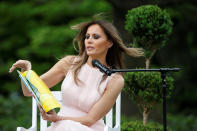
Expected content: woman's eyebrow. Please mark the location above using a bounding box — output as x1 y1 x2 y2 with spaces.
86 32 101 35
92 33 101 36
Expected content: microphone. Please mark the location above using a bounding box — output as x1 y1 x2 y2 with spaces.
92 59 112 76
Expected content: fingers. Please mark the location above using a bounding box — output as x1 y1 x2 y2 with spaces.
9 60 31 73
38 104 46 117
47 110 56 116
9 63 20 73
9 65 16 73
38 104 47 120
30 93 34 97
47 110 54 114
41 112 48 120
38 106 58 122
37 104 44 113
40 109 54 121
37 104 57 122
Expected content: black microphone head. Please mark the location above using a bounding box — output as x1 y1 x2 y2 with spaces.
91 59 112 76
92 59 99 67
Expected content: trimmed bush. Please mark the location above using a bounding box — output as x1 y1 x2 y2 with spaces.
124 5 174 125
123 71 174 124
121 120 172 131
125 5 173 59
124 72 174 107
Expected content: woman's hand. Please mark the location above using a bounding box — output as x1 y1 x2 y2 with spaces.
9 60 31 73
38 105 61 122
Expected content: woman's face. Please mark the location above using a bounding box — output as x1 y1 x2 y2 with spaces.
84 24 112 58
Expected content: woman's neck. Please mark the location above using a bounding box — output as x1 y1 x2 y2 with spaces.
87 56 107 68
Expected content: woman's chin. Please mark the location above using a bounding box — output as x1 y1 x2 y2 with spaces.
87 53 98 58
87 51 105 58
87 52 95 56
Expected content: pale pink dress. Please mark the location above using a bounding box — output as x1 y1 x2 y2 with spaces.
46 62 113 131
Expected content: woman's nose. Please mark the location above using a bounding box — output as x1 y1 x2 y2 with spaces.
87 37 93 44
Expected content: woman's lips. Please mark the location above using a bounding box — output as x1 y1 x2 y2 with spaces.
86 46 94 51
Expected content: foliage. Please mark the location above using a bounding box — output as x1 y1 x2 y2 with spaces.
125 5 173 58
163 3 197 113
123 71 174 113
121 113 197 131
167 113 197 131
121 120 172 131
0 93 32 130
124 4 174 125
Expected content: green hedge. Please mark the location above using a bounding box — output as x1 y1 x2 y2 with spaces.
121 114 197 131
121 120 172 131
167 114 197 131
0 94 32 130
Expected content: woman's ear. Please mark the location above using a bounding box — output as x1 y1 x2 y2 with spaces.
108 40 113 48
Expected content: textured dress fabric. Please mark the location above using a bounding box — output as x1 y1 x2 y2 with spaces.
46 63 113 131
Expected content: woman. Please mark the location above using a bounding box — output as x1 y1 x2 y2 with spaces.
9 20 143 131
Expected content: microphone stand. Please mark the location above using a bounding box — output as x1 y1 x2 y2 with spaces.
107 68 180 131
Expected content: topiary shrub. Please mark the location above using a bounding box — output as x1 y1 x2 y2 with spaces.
123 71 174 125
125 5 173 68
124 5 174 125
121 120 172 131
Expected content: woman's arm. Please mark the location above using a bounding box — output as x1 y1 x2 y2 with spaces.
9 55 75 96
40 55 75 88
9 60 32 96
84 74 124 125
40 74 124 126
72 74 124 126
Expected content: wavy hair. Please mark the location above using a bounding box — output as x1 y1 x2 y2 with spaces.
70 20 143 85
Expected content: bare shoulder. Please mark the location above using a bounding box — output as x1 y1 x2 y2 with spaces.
111 73 124 85
57 55 75 67
51 55 76 74
106 73 124 90
60 55 76 64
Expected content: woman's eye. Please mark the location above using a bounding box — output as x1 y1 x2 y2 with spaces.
93 35 100 39
85 35 90 39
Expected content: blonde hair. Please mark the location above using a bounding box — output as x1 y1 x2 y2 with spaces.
70 20 144 85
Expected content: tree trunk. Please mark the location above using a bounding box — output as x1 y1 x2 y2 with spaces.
145 48 157 69
145 58 150 69
143 107 149 125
